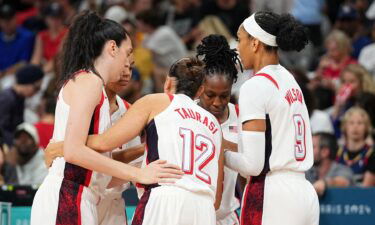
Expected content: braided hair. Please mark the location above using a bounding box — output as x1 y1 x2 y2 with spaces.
196 34 242 83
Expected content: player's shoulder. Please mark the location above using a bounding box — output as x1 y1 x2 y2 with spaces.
240 75 275 94
140 93 170 102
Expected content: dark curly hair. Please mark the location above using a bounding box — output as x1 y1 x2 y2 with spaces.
196 34 242 83
169 57 205 98
253 11 308 52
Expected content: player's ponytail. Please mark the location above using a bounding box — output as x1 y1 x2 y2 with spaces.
169 57 205 99
196 34 241 83
275 14 308 52
253 11 308 52
59 10 128 87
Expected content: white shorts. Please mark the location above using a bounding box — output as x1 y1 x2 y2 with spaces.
132 185 216 225
31 174 100 225
216 211 239 225
97 194 127 225
241 171 319 225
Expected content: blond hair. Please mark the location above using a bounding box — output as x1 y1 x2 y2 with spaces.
325 30 352 55
341 64 375 95
341 107 373 138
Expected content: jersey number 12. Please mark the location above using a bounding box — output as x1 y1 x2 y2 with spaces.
180 128 215 184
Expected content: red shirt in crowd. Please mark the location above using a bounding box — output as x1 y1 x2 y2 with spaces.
322 57 357 80
39 28 68 61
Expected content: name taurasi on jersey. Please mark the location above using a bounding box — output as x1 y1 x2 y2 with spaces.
174 107 219 135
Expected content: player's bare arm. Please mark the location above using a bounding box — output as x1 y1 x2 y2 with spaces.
222 138 238 152
87 93 170 152
44 142 145 167
112 143 145 163
62 76 183 185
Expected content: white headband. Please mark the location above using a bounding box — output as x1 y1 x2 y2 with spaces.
243 13 278 47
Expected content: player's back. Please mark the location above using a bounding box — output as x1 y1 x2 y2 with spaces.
145 94 222 200
249 64 313 173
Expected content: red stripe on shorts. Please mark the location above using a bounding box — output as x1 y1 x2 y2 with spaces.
240 175 266 225
131 188 152 225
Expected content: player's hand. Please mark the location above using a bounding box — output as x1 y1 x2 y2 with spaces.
222 138 238 152
137 159 184 184
44 140 64 167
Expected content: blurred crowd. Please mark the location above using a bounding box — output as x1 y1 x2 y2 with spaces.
0 0 375 198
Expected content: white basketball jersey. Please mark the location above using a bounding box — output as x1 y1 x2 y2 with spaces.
112 96 142 153
104 95 142 196
145 94 222 200
49 87 112 194
239 64 313 174
216 103 240 220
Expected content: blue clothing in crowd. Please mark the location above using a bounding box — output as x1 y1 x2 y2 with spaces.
292 0 325 25
0 27 34 72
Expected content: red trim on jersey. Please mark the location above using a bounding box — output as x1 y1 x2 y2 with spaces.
254 73 279 89
76 185 84 225
122 99 131 110
93 93 105 134
235 104 239 117
136 183 145 189
167 94 174 102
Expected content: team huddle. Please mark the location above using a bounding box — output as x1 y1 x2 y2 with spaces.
30 10 319 225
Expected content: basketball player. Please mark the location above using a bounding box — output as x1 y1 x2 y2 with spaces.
44 53 145 225
97 54 143 225
75 57 224 225
196 34 241 225
31 11 182 225
224 12 320 225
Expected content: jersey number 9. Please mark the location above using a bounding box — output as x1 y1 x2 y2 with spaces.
293 114 306 161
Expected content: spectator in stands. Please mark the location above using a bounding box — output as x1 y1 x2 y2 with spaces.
0 4 34 76
0 131 17 185
292 0 325 49
337 107 375 186
334 4 372 59
9 123 47 185
251 0 293 16
315 30 357 88
0 65 44 146
34 95 55 149
165 0 202 48
358 23 375 78
306 132 353 197
199 0 250 36
356 92 375 139
136 9 187 92
332 64 375 137
129 0 153 15
31 2 67 73
57 0 78 25
291 68 335 134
